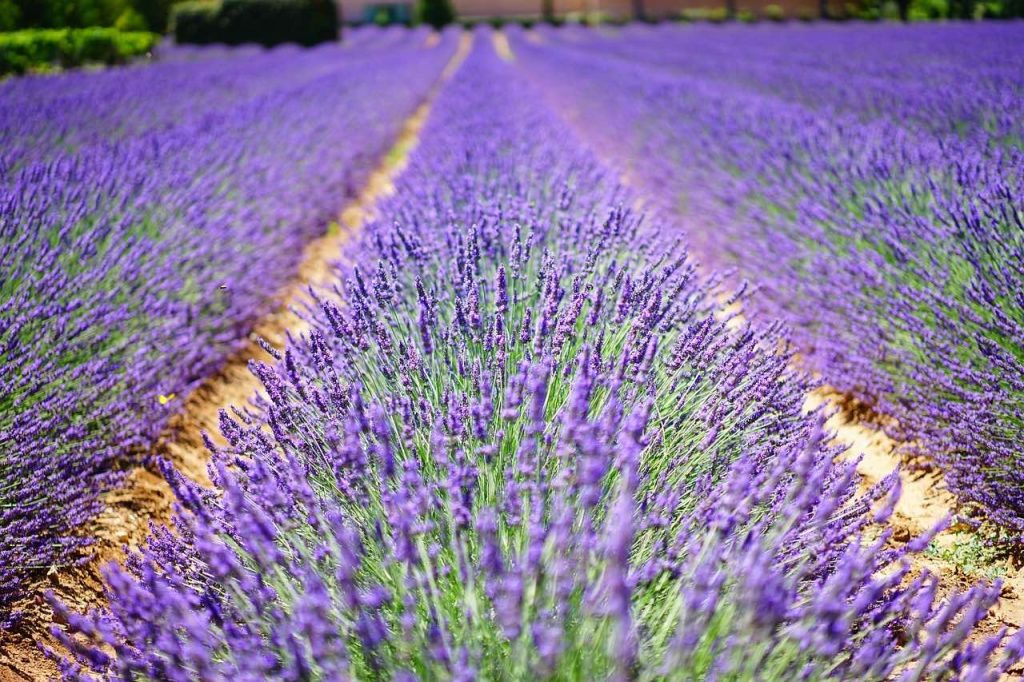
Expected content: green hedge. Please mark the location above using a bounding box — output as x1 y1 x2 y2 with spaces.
414 0 454 27
172 0 338 47
0 27 157 75
171 1 220 43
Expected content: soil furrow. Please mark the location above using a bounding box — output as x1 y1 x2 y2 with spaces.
806 389 1024 656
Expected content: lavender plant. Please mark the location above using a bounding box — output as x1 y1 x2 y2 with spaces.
0 29 459 626
53 38 1024 680
0 27 440 173
512 24 1024 540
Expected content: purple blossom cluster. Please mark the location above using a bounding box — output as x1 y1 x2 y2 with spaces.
0 28 458 626
53 35 1024 679
511 23 1024 538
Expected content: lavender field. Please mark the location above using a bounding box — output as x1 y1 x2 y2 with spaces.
2 21 1024 681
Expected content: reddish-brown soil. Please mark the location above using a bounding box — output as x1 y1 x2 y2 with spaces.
0 33 472 682
807 388 1024 671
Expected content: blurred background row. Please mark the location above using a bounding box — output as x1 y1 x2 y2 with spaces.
1 0 1021 77
2 0 1023 48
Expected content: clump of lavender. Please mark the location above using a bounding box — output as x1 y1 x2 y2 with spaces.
512 24 1024 540
52 39 1023 680
0 29 459 626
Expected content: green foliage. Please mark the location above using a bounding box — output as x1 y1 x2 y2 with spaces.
0 0 19 31
1 0 213 34
909 0 947 18
114 6 148 29
764 3 786 19
999 0 1024 15
9 0 141 29
851 0 1023 19
925 533 1009 580
170 0 218 43
0 27 156 75
219 0 337 45
172 0 338 46
132 0 176 32
0 29 63 72
414 0 453 28
678 7 730 21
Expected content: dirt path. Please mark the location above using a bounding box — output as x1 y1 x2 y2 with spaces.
0 32 472 682
493 31 514 62
806 389 1024 646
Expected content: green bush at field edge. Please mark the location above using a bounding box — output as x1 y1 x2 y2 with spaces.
0 27 157 75
415 0 455 28
172 0 338 47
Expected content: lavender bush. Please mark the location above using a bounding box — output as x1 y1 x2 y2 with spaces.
512 23 1024 539
0 29 459 626
0 27 440 173
53 37 1024 680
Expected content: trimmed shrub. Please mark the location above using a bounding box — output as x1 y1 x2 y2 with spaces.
0 28 156 75
171 1 220 44
764 3 786 19
114 7 149 30
0 0 20 31
679 7 731 21
415 0 454 28
0 29 62 73
706 6 730 21
173 0 339 46
133 0 175 32
219 0 338 45
70 27 120 61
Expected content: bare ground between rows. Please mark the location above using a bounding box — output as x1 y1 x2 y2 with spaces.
807 390 1024 656
0 33 472 682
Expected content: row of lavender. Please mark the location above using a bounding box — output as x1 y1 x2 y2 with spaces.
52 36 1024 679
0 26 436 172
512 23 1024 538
0 28 458 627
